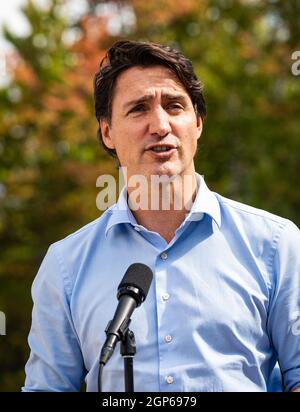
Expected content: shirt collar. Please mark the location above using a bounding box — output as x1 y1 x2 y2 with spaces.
105 173 221 236
105 187 137 237
185 173 221 227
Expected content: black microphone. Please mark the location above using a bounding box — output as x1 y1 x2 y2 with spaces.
99 263 153 366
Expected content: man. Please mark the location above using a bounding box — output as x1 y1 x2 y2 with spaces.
23 40 300 392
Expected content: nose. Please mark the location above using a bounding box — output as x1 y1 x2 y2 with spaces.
148 106 172 137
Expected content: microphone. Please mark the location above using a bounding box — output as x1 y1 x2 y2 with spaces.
99 263 153 366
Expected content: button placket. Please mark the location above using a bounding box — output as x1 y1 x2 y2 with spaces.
160 252 168 260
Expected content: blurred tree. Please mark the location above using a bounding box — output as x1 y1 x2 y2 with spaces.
0 0 299 391
0 0 114 390
130 0 300 223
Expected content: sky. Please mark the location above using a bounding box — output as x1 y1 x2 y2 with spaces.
0 0 89 52
0 0 40 83
0 0 88 84
0 0 135 83
0 0 30 52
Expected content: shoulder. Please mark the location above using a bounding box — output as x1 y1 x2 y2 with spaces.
214 192 299 259
41 207 115 293
215 193 291 227
52 207 114 251
214 193 296 237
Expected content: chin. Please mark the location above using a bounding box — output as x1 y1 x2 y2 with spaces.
149 162 180 176
150 169 177 179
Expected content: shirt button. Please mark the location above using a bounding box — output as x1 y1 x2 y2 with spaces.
165 335 172 343
160 252 168 260
162 293 170 301
166 376 174 384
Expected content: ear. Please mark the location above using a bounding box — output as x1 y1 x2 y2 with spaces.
196 115 203 140
100 119 115 150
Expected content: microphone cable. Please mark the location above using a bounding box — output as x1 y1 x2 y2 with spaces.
98 362 104 392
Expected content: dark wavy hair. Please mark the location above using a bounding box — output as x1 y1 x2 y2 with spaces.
94 40 206 159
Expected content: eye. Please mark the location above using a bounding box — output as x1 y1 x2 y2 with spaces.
129 104 147 114
166 103 184 112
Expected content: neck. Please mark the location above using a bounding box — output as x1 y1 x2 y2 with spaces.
127 173 198 243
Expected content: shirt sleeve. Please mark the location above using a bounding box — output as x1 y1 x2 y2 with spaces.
267 221 300 392
22 244 86 392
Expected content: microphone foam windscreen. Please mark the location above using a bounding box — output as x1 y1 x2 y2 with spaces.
118 263 153 299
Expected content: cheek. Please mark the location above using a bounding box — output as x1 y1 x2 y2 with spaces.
180 133 199 160
111 132 138 162
174 115 198 136
117 121 145 141
180 125 199 146
129 122 147 139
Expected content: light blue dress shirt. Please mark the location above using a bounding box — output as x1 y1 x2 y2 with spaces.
23 174 300 392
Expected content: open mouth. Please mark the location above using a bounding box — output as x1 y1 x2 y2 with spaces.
146 143 177 154
151 145 173 153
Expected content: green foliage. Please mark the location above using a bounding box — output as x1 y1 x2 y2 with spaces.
0 0 299 391
3 0 70 83
0 0 113 391
132 0 300 222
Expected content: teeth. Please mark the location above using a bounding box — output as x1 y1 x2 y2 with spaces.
152 146 170 152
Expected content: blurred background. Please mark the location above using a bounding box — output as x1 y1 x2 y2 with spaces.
0 0 299 391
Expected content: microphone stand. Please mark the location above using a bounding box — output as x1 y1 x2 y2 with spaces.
120 328 136 392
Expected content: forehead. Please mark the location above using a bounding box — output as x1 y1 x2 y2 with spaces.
113 65 188 102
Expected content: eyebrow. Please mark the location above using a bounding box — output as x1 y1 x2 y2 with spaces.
123 93 188 111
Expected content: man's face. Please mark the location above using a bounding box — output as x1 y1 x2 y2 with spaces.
100 65 202 181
